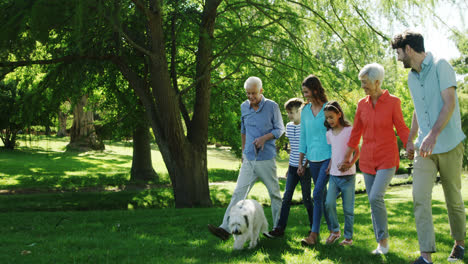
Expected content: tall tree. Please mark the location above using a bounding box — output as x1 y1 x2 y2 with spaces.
0 0 443 207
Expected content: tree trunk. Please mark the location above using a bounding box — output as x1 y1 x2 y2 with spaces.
67 95 104 151
168 142 211 208
57 110 67 137
130 122 158 182
113 0 221 207
0 129 17 149
45 124 51 136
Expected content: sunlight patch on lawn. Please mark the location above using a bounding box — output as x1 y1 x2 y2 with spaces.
0 177 19 186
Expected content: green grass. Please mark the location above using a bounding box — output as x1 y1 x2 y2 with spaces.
1 181 467 263
0 135 413 211
0 135 247 189
0 135 466 263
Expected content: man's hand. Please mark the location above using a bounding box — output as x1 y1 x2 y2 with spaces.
253 135 267 151
406 140 415 160
419 132 437 158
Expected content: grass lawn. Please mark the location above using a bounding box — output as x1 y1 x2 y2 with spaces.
1 180 468 263
0 136 411 211
1 136 466 263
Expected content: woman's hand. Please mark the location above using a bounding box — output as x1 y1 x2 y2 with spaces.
338 162 351 172
297 165 305 176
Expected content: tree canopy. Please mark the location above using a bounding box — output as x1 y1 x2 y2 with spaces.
1 0 461 207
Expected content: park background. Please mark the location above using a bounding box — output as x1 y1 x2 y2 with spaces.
0 0 467 263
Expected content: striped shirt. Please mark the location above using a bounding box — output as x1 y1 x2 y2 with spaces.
285 122 306 167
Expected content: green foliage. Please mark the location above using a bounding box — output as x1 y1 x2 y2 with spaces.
0 70 57 148
0 80 22 148
450 29 468 77
450 29 468 168
206 0 428 153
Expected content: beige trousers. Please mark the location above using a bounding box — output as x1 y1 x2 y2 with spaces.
412 142 466 253
220 157 282 232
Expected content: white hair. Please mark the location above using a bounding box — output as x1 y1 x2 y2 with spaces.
244 76 262 91
359 63 385 84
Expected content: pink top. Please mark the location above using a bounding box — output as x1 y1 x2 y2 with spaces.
326 126 356 176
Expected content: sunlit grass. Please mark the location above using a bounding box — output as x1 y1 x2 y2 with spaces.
1 180 466 263
0 135 417 212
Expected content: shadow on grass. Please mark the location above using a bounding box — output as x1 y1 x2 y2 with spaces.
208 169 239 182
0 187 176 212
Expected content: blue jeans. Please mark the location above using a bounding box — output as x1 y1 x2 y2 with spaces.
276 165 314 230
310 159 331 233
325 175 356 239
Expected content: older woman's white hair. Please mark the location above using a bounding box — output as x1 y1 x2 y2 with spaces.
358 63 385 84
244 76 263 91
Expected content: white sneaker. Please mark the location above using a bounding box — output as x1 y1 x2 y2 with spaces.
372 244 389 255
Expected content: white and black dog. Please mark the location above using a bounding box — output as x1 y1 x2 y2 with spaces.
228 199 268 250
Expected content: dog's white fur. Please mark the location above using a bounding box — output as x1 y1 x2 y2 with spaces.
228 199 268 250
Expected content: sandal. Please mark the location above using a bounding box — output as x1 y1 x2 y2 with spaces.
301 232 319 246
339 239 353 246
325 231 341 244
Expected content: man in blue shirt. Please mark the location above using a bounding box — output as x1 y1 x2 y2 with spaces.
208 76 285 241
392 31 466 264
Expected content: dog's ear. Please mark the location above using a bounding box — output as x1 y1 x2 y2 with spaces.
227 216 230 224
243 215 249 228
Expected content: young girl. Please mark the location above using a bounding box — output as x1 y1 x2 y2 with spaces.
323 101 359 246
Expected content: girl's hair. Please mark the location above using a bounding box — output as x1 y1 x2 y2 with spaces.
302 75 328 103
323 101 350 130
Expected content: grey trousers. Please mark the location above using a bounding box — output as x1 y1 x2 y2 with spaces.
220 157 282 232
363 167 396 243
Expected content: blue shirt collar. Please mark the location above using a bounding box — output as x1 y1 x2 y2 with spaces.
249 95 265 111
411 52 433 73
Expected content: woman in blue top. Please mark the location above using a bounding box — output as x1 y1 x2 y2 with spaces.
299 75 332 246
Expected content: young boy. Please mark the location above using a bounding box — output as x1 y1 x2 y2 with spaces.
265 98 314 238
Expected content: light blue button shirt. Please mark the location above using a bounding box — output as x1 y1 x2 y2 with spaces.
408 52 466 154
299 102 331 161
241 96 285 161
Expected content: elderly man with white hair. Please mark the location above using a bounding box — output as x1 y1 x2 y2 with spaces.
341 63 410 254
208 76 285 240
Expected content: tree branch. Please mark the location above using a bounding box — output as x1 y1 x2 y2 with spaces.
330 0 360 43
130 0 153 20
210 58 248 87
247 0 305 49
111 22 154 59
353 5 390 41
167 3 190 129
286 0 359 71
0 55 115 68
